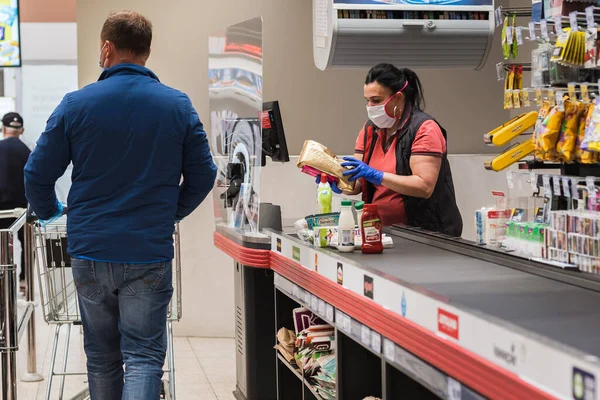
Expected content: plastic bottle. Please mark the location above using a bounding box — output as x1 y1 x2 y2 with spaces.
354 201 365 225
337 200 355 253
361 204 383 254
317 174 333 214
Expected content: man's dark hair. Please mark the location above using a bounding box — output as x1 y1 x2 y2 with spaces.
101 11 152 56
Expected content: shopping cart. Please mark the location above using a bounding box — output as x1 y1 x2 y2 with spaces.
33 215 183 400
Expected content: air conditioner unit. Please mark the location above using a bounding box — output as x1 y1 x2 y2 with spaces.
313 0 495 71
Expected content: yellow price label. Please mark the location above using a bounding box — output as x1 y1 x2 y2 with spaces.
568 83 577 101
512 90 521 109
547 89 555 105
504 90 514 109
581 84 590 103
523 88 531 107
535 88 543 106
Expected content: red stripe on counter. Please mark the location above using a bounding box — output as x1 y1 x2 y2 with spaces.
213 232 270 268
270 252 554 400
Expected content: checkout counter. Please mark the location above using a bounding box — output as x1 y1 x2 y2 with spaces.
215 221 600 400
207 15 600 400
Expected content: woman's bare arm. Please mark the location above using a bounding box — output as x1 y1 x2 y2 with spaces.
379 155 441 199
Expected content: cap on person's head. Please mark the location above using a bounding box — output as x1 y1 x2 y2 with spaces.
2 112 23 129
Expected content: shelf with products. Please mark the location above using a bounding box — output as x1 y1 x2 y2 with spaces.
273 272 472 400
478 169 600 274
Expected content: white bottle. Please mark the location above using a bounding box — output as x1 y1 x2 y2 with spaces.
337 199 355 253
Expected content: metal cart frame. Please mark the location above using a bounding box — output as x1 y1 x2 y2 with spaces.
0 208 41 400
33 218 183 400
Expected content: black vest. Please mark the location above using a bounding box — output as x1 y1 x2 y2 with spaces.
362 109 463 237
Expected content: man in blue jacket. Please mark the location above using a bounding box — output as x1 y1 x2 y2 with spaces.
24 11 217 400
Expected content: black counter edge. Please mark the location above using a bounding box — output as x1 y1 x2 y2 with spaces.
389 226 600 294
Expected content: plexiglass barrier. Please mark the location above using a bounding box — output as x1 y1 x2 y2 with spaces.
208 17 263 234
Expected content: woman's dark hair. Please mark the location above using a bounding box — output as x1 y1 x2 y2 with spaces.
365 63 425 110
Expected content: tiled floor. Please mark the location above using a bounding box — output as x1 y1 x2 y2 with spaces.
15 302 236 400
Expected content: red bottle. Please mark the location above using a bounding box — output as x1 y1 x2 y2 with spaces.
360 204 383 254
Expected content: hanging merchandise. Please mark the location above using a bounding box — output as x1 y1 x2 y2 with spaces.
534 101 553 160
502 17 511 60
511 15 519 59
576 102 599 163
551 28 572 64
515 65 523 107
585 28 600 68
532 44 552 87
557 100 586 161
535 103 566 161
584 97 600 152
504 66 516 109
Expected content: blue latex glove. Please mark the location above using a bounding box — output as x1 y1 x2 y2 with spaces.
315 175 342 194
341 157 384 185
40 201 65 227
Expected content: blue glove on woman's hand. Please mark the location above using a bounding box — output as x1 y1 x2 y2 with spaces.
315 175 342 194
341 157 384 185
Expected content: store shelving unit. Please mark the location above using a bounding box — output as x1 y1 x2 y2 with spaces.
274 278 445 400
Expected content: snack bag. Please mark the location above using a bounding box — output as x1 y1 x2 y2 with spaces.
557 100 585 161
534 101 552 160
535 105 565 160
504 67 515 109
502 17 510 60
551 28 572 64
511 15 519 59
585 98 600 153
576 103 596 163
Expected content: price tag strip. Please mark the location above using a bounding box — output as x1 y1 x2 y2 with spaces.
540 19 549 41
269 232 600 399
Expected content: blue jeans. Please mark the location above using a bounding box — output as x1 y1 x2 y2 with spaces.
71 259 173 400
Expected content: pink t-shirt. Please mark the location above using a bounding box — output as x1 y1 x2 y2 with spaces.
354 120 446 226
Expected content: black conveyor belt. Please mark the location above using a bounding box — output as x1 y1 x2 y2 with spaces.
337 233 600 356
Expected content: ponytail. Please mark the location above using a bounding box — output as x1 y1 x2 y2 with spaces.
365 64 425 110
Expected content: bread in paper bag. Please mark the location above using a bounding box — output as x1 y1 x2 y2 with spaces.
297 140 355 192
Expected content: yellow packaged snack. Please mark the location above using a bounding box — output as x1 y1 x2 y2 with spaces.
557 101 585 162
535 105 565 161
551 28 572 63
511 15 518 59
576 103 596 163
533 102 552 160
504 67 515 110
502 17 510 60
585 98 600 153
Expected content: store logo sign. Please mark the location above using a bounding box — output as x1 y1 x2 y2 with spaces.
337 262 343 285
493 343 517 366
437 309 459 340
401 292 407 317
364 275 374 299
573 367 596 400
292 246 300 262
276 238 282 252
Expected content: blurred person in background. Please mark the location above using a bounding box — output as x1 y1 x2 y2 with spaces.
0 112 30 291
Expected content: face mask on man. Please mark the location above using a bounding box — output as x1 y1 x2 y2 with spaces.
98 43 107 70
366 81 408 128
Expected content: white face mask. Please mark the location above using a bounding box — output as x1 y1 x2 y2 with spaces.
98 43 107 70
366 81 408 129
366 103 396 128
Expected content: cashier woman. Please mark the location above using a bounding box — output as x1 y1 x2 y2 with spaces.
331 63 463 237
